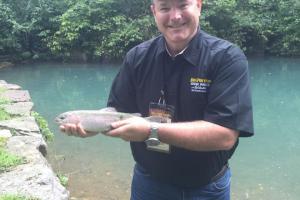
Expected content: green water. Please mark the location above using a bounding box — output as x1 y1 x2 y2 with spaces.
0 57 299 200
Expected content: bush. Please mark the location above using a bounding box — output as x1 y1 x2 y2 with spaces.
31 111 54 142
0 194 40 200
0 137 25 172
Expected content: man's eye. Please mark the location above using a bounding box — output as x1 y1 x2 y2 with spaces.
180 4 189 9
160 7 170 11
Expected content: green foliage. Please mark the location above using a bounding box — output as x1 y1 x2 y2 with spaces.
113 0 152 18
47 0 157 61
31 111 54 142
0 137 8 147
97 15 157 60
0 0 67 61
0 194 40 200
0 149 24 172
0 117 24 173
0 88 11 121
57 173 69 187
202 0 300 56
0 0 299 60
0 138 25 172
0 108 11 121
0 2 16 55
0 95 10 107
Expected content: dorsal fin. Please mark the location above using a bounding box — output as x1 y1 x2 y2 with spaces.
99 107 118 112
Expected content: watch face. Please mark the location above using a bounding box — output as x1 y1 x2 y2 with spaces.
146 138 160 146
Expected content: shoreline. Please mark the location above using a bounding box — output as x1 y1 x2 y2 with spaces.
0 80 69 200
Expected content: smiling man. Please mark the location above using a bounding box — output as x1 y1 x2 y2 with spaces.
106 0 254 199
60 0 254 199
151 0 201 55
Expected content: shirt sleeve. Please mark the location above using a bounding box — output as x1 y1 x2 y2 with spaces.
107 50 138 113
203 46 254 137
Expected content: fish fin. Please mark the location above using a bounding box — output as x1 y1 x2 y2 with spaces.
99 107 118 112
100 107 142 117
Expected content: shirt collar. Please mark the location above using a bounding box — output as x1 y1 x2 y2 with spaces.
165 43 188 58
156 28 202 66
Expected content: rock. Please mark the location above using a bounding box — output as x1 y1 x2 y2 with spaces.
0 116 40 135
1 102 34 116
0 136 69 200
0 90 31 102
0 62 14 69
0 129 12 138
6 136 47 164
0 82 22 90
0 80 70 199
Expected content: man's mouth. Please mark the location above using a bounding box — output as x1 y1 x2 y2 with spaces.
168 23 186 29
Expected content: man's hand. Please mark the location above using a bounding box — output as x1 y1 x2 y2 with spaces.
59 123 97 138
106 116 151 142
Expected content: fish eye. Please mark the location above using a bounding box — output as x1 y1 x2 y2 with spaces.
59 115 66 120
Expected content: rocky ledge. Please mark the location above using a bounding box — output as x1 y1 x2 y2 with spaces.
0 80 69 200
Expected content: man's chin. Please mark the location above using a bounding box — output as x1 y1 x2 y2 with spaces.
167 35 188 43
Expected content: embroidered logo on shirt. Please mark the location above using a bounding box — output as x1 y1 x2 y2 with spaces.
190 78 211 93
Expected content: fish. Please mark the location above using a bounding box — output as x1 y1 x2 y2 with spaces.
55 107 166 134
55 107 141 133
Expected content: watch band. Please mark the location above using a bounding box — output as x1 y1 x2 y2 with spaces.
145 122 160 146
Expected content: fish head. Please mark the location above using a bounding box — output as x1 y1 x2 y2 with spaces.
55 112 80 125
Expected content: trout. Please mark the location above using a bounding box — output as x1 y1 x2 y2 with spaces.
55 107 165 134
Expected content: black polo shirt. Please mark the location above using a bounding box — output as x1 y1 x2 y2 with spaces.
107 29 254 188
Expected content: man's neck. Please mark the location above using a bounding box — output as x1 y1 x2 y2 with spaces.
164 28 199 57
165 43 188 57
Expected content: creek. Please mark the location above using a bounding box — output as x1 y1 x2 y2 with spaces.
0 57 299 200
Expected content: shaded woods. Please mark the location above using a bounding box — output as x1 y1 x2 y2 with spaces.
0 0 299 63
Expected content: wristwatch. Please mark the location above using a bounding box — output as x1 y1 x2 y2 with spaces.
145 123 160 146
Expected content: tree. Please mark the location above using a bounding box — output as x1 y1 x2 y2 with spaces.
1 0 299 62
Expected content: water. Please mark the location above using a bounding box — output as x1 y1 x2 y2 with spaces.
0 57 299 200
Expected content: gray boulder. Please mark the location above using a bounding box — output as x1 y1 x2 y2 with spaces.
0 102 34 116
0 116 40 136
0 90 31 102
0 136 69 200
0 80 70 199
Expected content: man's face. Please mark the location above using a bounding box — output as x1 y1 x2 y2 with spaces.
151 0 202 49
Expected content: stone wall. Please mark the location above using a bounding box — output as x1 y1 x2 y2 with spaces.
0 80 69 200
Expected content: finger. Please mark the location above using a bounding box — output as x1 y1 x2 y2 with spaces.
106 126 123 137
70 125 79 136
60 124 74 136
110 119 128 129
59 125 66 132
60 123 81 137
77 123 88 137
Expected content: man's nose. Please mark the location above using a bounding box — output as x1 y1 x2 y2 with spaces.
170 8 182 21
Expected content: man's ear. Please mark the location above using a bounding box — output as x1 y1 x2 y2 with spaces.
197 0 202 10
151 4 156 16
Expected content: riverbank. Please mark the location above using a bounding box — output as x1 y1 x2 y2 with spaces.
0 80 69 200
0 62 14 69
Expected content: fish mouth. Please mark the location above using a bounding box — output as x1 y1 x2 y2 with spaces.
54 117 62 124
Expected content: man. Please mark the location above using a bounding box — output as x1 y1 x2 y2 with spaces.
61 0 254 199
